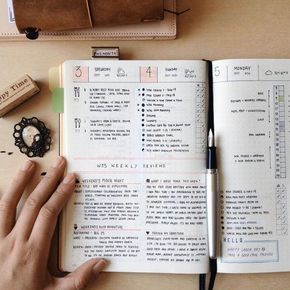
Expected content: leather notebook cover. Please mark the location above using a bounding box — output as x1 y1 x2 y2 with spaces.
0 0 176 40
13 0 164 32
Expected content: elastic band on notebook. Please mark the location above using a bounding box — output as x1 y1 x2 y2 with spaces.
199 274 206 290
199 258 217 290
208 258 217 290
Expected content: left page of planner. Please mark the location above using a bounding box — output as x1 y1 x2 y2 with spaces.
59 60 209 274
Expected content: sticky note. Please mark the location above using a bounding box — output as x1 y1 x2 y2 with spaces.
52 88 64 113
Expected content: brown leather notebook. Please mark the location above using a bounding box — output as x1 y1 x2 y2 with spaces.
0 0 176 40
13 0 164 33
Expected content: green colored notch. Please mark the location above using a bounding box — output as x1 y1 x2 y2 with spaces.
52 88 64 113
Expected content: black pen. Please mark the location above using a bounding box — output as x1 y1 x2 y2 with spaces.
206 129 218 259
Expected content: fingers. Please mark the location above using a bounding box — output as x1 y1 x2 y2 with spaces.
14 156 66 240
0 160 35 238
29 173 75 254
58 259 107 290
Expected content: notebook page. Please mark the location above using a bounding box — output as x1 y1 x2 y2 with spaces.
214 59 290 273
60 60 209 274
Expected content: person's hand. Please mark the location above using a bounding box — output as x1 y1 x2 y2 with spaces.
0 156 107 290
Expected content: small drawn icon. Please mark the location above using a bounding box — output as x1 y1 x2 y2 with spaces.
74 118 81 129
265 70 273 76
117 67 126 77
74 87 80 100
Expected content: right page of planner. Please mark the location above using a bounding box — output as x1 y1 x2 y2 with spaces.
213 59 290 273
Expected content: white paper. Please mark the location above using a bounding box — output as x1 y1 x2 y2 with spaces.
214 59 290 273
60 60 209 274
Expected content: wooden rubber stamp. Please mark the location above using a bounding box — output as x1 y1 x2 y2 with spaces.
0 74 40 117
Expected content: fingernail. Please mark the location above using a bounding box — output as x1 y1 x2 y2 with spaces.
52 156 64 168
93 259 107 276
63 173 75 184
21 160 34 171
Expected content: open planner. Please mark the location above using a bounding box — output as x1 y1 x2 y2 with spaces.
59 59 290 274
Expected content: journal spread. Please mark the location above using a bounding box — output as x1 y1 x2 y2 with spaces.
59 59 290 274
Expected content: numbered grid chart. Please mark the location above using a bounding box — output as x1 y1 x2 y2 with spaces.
273 85 286 179
195 84 206 153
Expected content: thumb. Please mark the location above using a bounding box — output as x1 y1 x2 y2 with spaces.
58 258 107 290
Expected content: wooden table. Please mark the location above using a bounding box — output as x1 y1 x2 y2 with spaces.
1 0 290 289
